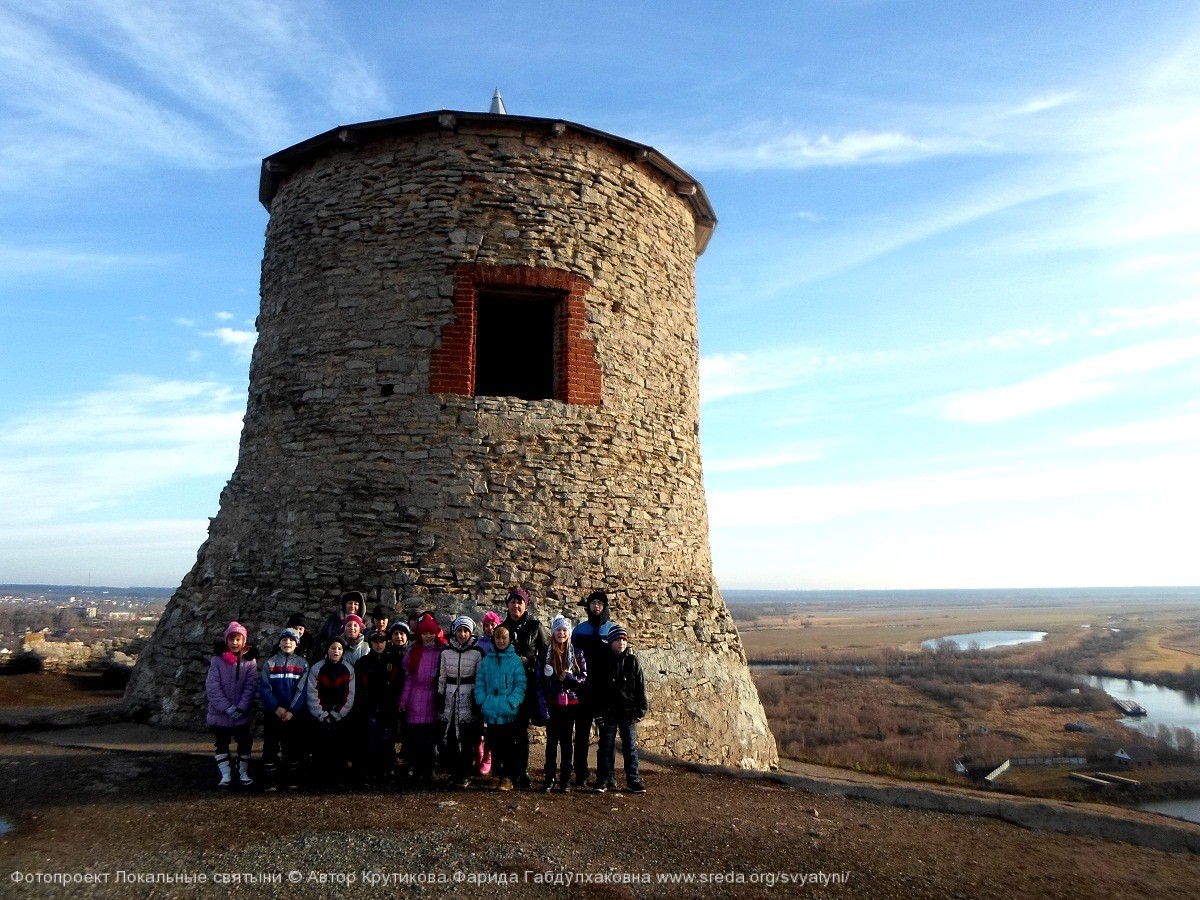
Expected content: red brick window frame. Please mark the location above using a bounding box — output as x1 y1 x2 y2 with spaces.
430 264 602 406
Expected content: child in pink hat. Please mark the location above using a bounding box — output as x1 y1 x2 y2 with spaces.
205 621 258 787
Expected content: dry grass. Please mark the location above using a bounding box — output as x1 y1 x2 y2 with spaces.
754 668 1121 780
0 672 123 708
1110 622 1200 674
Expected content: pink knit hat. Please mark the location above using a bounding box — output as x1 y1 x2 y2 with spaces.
481 610 502 628
224 621 247 639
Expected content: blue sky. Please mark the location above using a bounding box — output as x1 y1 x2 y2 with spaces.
2 1 1199 589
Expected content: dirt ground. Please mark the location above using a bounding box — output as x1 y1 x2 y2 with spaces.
1 728 1200 900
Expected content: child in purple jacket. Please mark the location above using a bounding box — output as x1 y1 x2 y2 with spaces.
205 621 258 787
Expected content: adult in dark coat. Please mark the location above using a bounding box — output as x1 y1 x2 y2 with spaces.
500 586 549 789
355 630 402 783
315 591 365 661
285 613 317 662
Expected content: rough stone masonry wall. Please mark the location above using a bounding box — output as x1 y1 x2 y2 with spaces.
124 119 777 769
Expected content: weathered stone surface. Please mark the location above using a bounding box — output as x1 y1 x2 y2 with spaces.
123 111 777 769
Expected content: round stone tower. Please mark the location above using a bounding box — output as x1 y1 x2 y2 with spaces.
124 109 777 769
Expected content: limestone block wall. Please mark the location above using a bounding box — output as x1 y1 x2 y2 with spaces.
124 113 777 769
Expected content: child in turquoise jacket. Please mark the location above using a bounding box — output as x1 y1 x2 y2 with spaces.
475 626 527 791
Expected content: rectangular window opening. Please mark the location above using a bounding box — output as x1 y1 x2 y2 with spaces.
474 290 561 400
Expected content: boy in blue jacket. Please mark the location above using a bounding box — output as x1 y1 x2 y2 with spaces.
258 627 309 790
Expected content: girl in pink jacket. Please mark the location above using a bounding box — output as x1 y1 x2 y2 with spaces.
399 612 445 783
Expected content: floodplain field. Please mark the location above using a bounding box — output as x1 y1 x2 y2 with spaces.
730 588 1200 674
728 588 1200 801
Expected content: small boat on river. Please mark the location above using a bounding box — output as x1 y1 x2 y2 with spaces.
1113 699 1147 716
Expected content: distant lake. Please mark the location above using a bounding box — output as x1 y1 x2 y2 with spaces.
921 630 1047 651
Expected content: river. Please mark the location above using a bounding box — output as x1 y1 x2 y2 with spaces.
1088 676 1200 824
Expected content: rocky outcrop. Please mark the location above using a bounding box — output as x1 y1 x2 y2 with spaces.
15 635 135 675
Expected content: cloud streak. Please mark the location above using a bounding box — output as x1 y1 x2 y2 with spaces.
0 518 209 586
0 1 388 191
933 336 1200 424
682 126 979 171
202 326 257 360
708 453 1200 529
700 306 1200 405
0 375 243 525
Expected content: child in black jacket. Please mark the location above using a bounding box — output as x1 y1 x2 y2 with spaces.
593 626 647 794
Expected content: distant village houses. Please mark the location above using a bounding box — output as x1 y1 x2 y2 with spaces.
1114 747 1157 768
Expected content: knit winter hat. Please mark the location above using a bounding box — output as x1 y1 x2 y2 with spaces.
369 630 388 643
481 610 502 628
607 626 629 645
342 614 364 629
224 621 247 639
551 615 571 632
506 587 530 605
452 615 476 635
326 635 347 651
286 613 307 629
388 622 412 638
416 613 441 635
580 589 609 609
279 628 300 643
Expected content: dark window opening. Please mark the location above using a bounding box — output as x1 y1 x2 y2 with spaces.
379 384 394 397
474 291 560 400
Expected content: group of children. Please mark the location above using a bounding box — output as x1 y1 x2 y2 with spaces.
203 588 648 794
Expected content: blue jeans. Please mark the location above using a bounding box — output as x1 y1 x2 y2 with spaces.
596 717 640 786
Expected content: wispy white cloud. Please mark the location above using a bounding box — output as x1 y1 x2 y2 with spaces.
1067 406 1200 448
0 375 243 525
708 453 1200 529
701 307 1200 404
0 1 388 192
202 326 256 360
688 31 1200 298
932 336 1200 424
1085 299 1200 335
705 450 825 473
0 518 209 586
174 314 257 360
684 126 978 171
0 244 172 278
1005 91 1078 117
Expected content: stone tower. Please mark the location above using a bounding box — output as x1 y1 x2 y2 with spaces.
124 109 777 769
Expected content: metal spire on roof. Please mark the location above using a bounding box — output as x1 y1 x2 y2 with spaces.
489 88 507 115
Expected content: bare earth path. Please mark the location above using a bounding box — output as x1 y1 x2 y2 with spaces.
1 720 1199 899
